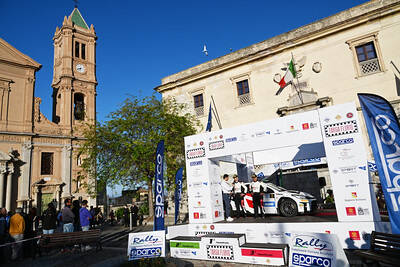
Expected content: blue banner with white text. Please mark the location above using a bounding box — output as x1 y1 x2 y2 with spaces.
154 140 165 231
359 93 400 234
174 167 183 224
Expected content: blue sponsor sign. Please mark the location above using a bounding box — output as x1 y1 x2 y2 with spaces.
292 253 331 267
225 137 237 142
174 167 183 225
332 138 354 146
129 247 162 260
154 141 165 231
190 160 202 166
359 93 400 234
368 161 377 172
263 201 276 207
293 158 321 166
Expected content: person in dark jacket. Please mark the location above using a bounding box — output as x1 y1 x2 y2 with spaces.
72 200 81 232
123 207 129 227
42 203 57 234
130 203 139 227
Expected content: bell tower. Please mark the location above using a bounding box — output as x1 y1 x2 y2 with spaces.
51 8 97 135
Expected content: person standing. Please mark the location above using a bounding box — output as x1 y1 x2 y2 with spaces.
61 198 75 232
109 210 115 226
232 174 247 218
250 174 264 219
42 203 57 234
221 174 234 222
9 208 25 260
131 203 139 227
0 208 8 264
72 200 81 232
123 207 129 227
79 200 92 232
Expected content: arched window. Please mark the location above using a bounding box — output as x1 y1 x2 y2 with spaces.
74 93 85 121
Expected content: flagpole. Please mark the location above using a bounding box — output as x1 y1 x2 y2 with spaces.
211 95 222 129
391 61 400 76
291 52 304 104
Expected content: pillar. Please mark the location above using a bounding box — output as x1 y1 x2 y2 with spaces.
0 171 5 207
20 142 33 205
5 166 13 211
61 145 72 199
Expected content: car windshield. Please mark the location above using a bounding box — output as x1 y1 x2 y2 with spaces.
265 183 286 192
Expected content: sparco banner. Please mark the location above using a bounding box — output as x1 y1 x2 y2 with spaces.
154 140 165 231
359 93 400 234
175 167 183 224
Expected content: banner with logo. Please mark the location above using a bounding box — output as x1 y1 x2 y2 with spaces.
128 230 165 260
154 140 165 231
359 93 400 234
175 167 183 224
288 232 349 267
318 102 374 222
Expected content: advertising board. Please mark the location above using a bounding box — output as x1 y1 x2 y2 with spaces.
319 103 374 222
170 239 203 259
288 232 349 267
240 247 287 265
127 230 165 261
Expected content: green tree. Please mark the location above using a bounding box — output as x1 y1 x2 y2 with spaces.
79 94 200 217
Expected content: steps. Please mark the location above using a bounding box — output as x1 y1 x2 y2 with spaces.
170 233 288 266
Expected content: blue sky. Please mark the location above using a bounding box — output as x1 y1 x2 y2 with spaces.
1 0 367 123
0 0 367 196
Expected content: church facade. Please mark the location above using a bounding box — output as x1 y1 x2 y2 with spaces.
0 8 97 213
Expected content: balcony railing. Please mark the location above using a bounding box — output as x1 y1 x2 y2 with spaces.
360 58 380 75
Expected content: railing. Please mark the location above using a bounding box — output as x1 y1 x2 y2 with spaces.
238 93 251 106
194 106 204 116
360 58 380 75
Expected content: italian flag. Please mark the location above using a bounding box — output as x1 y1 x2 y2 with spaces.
276 59 296 95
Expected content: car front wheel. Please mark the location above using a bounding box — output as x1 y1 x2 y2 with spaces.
279 199 298 217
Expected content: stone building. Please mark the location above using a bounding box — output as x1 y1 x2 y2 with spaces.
155 0 400 195
0 8 97 213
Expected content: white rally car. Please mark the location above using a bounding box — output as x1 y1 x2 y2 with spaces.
231 182 317 217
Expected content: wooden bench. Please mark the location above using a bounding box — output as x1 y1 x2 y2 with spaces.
38 229 102 255
354 231 400 266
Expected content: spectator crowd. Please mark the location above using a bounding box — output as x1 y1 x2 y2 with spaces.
0 198 104 263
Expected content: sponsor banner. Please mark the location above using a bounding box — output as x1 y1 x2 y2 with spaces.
187 148 205 159
209 140 224 151
319 102 374 222
174 167 183 225
127 231 165 261
206 245 234 260
240 248 286 266
154 141 165 231
170 241 200 249
190 160 203 166
271 158 327 171
288 232 349 267
241 248 283 258
324 121 358 137
359 93 400 234
332 138 354 146
171 248 201 259
292 253 331 267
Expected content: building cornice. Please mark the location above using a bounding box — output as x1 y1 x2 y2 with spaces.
155 0 400 93
0 131 86 140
